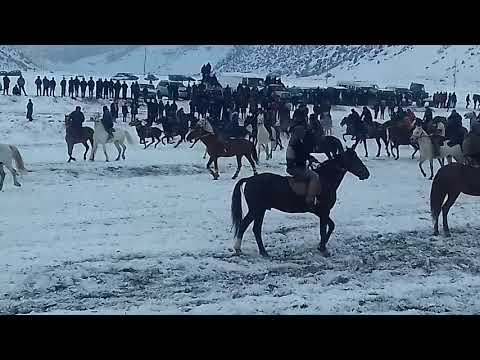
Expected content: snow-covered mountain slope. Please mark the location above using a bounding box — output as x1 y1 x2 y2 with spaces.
0 46 38 71
217 45 480 87
14 45 234 76
7 45 480 90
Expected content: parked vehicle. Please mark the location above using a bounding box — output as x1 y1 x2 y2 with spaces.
112 72 139 81
139 83 157 100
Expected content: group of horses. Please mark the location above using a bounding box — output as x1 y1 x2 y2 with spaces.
4 103 480 261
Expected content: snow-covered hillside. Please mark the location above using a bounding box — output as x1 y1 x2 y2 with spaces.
13 45 234 76
0 46 38 71
8 45 480 90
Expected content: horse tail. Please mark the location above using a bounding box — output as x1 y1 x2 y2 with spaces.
124 131 135 145
9 145 28 173
251 142 259 165
430 170 447 226
231 177 249 237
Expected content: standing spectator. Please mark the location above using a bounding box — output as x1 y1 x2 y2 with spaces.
17 75 27 95
68 77 74 97
50 77 56 97
110 102 118 122
35 76 42 96
42 76 49 96
87 77 95 98
80 78 87 98
60 77 67 97
373 102 379 119
103 81 109 99
158 98 165 118
130 101 138 121
26 99 33 121
121 81 128 99
114 80 121 100
3 75 10 95
452 92 457 108
466 94 471 109
121 102 129 122
96 78 103 99
108 79 114 98
73 76 80 97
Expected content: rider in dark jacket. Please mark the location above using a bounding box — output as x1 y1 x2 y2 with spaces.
360 106 373 126
102 106 114 141
446 109 464 147
69 106 85 137
286 122 321 208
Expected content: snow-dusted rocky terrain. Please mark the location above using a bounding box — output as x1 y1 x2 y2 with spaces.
1 73 480 314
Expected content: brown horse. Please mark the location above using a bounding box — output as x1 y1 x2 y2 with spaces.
430 163 480 236
231 147 370 257
384 119 419 160
340 117 389 157
65 115 94 162
186 126 259 180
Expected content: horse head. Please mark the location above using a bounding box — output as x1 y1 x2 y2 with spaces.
186 125 208 142
336 147 370 180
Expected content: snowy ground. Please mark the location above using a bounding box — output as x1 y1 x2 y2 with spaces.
2 76 480 314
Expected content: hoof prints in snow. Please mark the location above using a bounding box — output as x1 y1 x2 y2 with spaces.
4 228 480 314
41 164 207 181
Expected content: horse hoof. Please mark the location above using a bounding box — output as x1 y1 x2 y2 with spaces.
234 249 242 256
319 248 330 257
14 183 21 187
444 232 451 238
260 251 269 258
433 231 439 236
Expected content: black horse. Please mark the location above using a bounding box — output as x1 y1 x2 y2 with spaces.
231 146 370 257
340 116 389 157
158 114 190 148
305 129 344 159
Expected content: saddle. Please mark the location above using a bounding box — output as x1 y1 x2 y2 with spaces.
287 176 321 198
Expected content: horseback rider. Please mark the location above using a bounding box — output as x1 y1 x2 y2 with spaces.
286 120 321 208
446 109 464 147
69 106 85 138
102 106 114 141
464 121 480 165
430 117 445 157
309 113 324 136
423 104 433 125
360 106 373 126
349 108 366 137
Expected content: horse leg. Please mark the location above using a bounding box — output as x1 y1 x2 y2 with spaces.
442 192 460 237
174 137 182 148
0 165 5 191
90 141 97 161
114 142 122 161
203 148 208 159
383 136 390 157
419 159 427 177
394 144 400 160
326 216 335 244
102 144 109 162
253 211 268 257
6 164 20 187
375 137 381 157
233 211 255 254
67 142 75 162
213 157 219 178
154 137 161 149
429 159 434 180
206 156 217 179
122 144 127 160
189 138 199 149
232 155 242 180
82 141 89 161
245 153 258 175
446 155 452 165
317 213 330 257
145 137 154 149
363 139 368 157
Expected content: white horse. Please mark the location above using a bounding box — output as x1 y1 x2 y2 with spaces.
410 125 464 179
256 113 277 161
0 144 28 190
89 117 135 162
